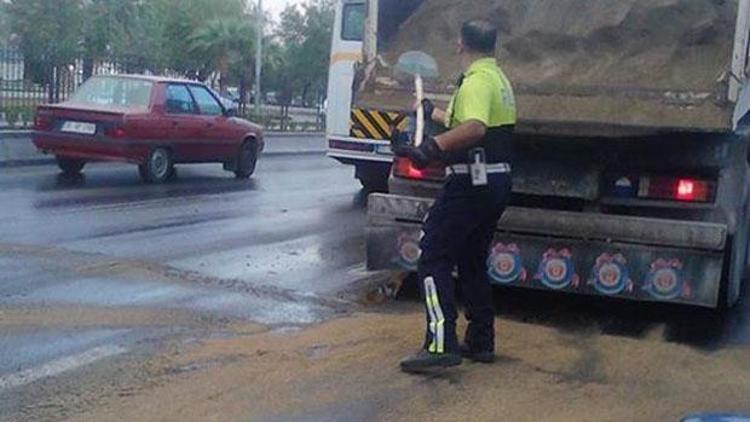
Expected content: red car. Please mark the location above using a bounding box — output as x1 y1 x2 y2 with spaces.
33 75 264 183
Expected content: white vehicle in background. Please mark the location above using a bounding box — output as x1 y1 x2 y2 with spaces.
326 0 399 191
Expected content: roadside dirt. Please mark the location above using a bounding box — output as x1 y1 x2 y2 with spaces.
65 303 750 422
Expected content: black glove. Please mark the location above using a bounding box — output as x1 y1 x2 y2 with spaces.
420 99 435 122
390 129 443 169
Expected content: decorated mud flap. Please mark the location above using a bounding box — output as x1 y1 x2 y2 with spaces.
589 253 634 295
367 194 725 307
487 243 527 284
643 258 691 300
535 248 580 290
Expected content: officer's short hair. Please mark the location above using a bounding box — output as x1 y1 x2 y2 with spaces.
461 19 498 55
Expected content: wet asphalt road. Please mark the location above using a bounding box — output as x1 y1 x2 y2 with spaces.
0 145 372 420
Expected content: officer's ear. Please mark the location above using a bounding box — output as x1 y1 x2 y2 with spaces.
457 37 465 55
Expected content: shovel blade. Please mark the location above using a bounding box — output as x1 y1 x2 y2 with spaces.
396 51 439 79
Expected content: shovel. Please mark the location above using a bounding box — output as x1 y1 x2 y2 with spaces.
396 51 439 146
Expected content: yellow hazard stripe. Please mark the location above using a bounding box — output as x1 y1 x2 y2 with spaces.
350 127 368 139
369 112 391 136
352 109 381 139
350 109 408 140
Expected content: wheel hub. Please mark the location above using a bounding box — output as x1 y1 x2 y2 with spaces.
151 150 168 177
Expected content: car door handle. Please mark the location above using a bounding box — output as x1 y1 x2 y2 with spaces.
171 121 179 127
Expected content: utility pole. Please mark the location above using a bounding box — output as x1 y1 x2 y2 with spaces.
254 0 263 116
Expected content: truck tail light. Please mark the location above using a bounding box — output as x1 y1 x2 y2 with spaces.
638 176 716 203
393 157 445 182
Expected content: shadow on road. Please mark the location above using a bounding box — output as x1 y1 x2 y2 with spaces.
34 168 261 209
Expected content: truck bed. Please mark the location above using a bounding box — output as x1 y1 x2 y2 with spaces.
357 0 746 136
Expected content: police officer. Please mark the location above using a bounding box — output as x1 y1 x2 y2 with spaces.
392 19 516 373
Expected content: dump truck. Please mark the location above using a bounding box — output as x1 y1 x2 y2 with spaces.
354 0 750 308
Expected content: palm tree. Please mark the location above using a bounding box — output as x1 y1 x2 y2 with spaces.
188 18 255 92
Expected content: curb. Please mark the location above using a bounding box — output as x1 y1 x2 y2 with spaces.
0 130 325 138
262 150 326 157
0 158 55 168
265 132 324 138
0 130 34 138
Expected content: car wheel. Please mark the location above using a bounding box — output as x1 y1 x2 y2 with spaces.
234 140 257 179
56 157 85 175
139 147 174 183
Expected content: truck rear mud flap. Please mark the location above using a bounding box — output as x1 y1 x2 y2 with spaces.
367 194 728 308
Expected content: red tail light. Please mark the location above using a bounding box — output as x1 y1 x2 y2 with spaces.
33 113 52 131
393 157 445 181
105 126 127 139
639 176 715 203
676 179 696 201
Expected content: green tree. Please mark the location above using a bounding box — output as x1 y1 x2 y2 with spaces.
7 0 83 99
6 0 336 111
189 17 255 91
0 2 11 44
274 0 335 107
151 0 248 79
80 0 143 77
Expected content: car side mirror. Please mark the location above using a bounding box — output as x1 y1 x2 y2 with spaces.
225 106 238 118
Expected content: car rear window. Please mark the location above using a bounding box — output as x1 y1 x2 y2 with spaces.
69 77 153 109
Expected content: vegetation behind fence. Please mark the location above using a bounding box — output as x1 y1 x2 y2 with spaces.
0 46 325 132
0 0 334 132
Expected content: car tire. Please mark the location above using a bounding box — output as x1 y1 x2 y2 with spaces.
139 147 174 184
56 157 85 175
234 140 257 179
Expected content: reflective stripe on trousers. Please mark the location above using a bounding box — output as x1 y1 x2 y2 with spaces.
424 277 445 354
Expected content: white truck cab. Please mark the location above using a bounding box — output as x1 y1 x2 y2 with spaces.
326 0 398 191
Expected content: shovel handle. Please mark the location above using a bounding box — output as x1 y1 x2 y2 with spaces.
415 74 424 146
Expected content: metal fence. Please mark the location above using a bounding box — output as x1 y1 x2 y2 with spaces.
0 46 326 132
0 47 144 128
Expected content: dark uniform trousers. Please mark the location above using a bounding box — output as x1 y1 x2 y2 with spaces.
419 171 512 354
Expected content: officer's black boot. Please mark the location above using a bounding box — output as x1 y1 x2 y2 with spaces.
400 349 463 373
461 322 495 363
400 326 462 373
459 344 495 363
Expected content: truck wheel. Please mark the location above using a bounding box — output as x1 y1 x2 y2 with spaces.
356 163 390 193
722 197 750 309
56 157 85 175
234 140 257 179
139 147 174 184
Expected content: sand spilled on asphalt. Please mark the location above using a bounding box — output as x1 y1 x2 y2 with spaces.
67 305 750 422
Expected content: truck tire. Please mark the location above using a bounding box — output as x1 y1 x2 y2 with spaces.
56 157 85 175
356 163 390 193
139 147 174 184
234 140 257 179
721 189 750 309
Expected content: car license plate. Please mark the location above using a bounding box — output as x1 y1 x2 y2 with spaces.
61 121 97 135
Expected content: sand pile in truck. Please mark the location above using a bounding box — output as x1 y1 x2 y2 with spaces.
363 0 740 133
